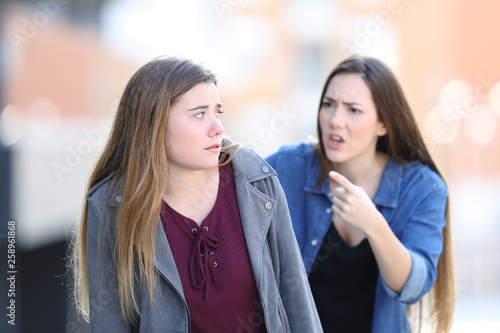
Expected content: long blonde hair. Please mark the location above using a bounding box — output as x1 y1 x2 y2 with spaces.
316 56 455 332
70 57 239 323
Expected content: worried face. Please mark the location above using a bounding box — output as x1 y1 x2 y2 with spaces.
164 82 224 172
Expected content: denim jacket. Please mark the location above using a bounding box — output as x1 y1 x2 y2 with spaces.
266 143 448 333
85 142 322 333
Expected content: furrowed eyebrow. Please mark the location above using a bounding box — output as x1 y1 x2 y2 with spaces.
343 101 364 107
187 103 222 111
187 105 209 111
323 96 363 107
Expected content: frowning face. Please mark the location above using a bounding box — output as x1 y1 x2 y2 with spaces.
319 73 386 167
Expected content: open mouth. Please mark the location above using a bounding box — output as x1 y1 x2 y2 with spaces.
329 134 344 144
327 134 345 149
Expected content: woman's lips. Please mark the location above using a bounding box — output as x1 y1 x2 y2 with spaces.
205 144 221 152
327 134 344 149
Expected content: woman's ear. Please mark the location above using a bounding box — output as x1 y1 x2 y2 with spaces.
377 122 387 136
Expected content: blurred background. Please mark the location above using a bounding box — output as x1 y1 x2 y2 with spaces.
0 0 499 332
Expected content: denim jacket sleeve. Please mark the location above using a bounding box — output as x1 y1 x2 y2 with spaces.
379 171 448 305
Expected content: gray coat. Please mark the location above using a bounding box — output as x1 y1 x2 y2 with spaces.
86 145 323 333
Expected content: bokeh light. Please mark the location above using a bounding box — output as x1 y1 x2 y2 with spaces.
0 104 26 146
464 105 497 145
438 79 473 119
424 103 461 145
29 98 61 138
488 81 500 117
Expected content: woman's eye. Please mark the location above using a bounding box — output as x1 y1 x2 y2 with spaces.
350 108 361 114
322 101 333 108
194 112 205 119
216 110 224 118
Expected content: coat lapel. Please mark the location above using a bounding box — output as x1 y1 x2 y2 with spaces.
230 147 277 288
153 217 185 297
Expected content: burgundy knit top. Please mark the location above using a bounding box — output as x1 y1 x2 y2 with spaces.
160 162 267 333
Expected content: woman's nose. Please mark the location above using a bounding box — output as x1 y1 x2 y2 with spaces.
210 116 224 136
330 108 345 128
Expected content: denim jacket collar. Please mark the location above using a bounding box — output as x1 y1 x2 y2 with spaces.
303 153 331 195
373 157 402 209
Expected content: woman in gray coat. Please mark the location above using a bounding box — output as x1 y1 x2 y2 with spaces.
70 57 322 333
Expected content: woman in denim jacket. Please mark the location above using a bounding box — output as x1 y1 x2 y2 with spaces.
70 57 322 332
266 56 455 332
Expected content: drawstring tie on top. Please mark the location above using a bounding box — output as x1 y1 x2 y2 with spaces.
189 226 219 300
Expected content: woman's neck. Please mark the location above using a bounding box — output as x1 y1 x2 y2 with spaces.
163 166 220 224
332 152 388 190
165 165 219 198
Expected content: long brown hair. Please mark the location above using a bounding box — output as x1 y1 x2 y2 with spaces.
70 57 239 323
316 55 455 332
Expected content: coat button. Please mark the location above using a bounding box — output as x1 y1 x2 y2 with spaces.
265 202 272 210
261 165 270 173
115 196 122 203
326 207 332 214
311 239 319 246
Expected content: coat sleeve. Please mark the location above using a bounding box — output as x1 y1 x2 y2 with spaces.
379 179 448 305
270 177 323 332
86 199 133 332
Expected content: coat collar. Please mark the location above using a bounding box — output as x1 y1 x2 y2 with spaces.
153 217 185 294
229 144 278 289
86 171 123 207
222 139 277 182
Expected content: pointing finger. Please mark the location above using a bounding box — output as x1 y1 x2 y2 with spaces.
329 171 355 192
